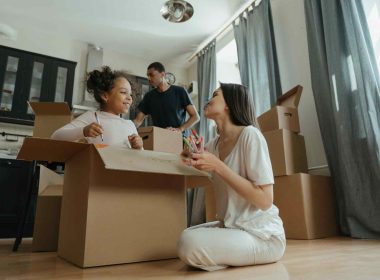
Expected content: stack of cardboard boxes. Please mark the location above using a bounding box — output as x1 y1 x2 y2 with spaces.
257 85 338 239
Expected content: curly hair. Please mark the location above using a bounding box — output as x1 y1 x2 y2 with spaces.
86 66 131 107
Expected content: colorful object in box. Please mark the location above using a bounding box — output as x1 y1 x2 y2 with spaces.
183 129 204 153
94 143 109 149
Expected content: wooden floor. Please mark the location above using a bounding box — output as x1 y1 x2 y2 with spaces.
1 237 379 279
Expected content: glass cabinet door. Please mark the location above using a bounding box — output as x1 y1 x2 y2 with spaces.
0 56 19 112
27 62 44 114
54 66 68 102
0 46 77 125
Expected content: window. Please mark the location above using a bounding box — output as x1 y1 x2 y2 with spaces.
363 0 380 74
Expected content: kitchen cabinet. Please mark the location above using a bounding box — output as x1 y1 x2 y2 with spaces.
0 45 76 125
0 158 37 238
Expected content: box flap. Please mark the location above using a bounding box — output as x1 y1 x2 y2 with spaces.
38 165 63 194
17 138 89 163
41 184 63 196
137 126 154 133
29 102 71 116
96 146 209 177
276 85 303 108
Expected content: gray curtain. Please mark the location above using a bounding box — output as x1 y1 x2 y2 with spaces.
187 40 216 226
305 0 380 238
233 0 282 115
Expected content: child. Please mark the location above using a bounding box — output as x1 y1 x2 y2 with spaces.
178 83 285 271
52 66 142 149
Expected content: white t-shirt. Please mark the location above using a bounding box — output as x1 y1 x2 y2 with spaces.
206 126 284 240
51 111 138 148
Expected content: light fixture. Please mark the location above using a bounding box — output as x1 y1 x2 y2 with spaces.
160 0 194 23
0 23 17 40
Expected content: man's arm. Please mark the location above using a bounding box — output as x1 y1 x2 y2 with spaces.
178 104 200 132
133 111 146 128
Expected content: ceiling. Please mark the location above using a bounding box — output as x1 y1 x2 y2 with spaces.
0 0 252 66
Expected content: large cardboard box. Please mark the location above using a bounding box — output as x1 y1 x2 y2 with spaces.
29 102 72 138
185 176 215 222
263 129 308 176
32 166 63 252
257 85 302 133
274 173 338 239
138 126 183 154
18 137 209 268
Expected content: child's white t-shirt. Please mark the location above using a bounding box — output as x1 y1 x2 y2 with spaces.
206 126 284 240
51 111 138 147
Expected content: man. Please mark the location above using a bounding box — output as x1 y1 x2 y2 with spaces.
133 62 199 136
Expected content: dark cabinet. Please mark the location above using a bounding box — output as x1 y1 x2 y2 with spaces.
0 45 76 125
0 159 38 238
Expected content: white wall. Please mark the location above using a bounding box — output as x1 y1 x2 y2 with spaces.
0 26 189 106
270 0 328 175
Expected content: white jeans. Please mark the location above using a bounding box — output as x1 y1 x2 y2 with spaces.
177 221 286 272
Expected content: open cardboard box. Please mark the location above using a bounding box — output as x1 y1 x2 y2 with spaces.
32 165 63 252
257 85 303 133
274 173 338 239
18 137 210 268
29 102 72 138
138 126 183 154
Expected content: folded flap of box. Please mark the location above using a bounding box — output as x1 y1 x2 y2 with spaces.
276 85 303 108
96 146 209 177
39 165 63 194
41 184 63 196
17 138 89 162
28 102 72 116
137 126 154 133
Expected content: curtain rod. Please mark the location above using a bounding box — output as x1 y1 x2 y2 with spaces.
187 0 261 62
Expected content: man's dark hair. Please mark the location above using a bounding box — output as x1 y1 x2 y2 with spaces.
147 62 165 73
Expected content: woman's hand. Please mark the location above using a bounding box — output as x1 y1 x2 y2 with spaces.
182 151 224 173
128 134 143 149
83 122 103 138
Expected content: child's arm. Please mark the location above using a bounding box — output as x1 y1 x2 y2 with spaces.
51 111 103 142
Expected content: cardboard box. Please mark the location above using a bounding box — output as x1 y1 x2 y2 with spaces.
32 166 63 252
29 102 72 138
138 126 183 154
257 85 303 133
18 137 209 268
274 173 338 239
263 129 308 176
185 176 215 222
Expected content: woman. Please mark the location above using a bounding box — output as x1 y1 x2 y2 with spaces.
52 66 142 149
178 83 285 271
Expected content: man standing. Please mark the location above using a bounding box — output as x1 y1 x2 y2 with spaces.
133 62 199 136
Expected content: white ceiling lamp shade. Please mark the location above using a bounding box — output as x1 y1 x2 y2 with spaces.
160 0 194 23
0 23 18 40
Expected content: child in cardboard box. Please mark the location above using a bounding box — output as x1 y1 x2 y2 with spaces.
178 83 285 271
52 66 143 149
